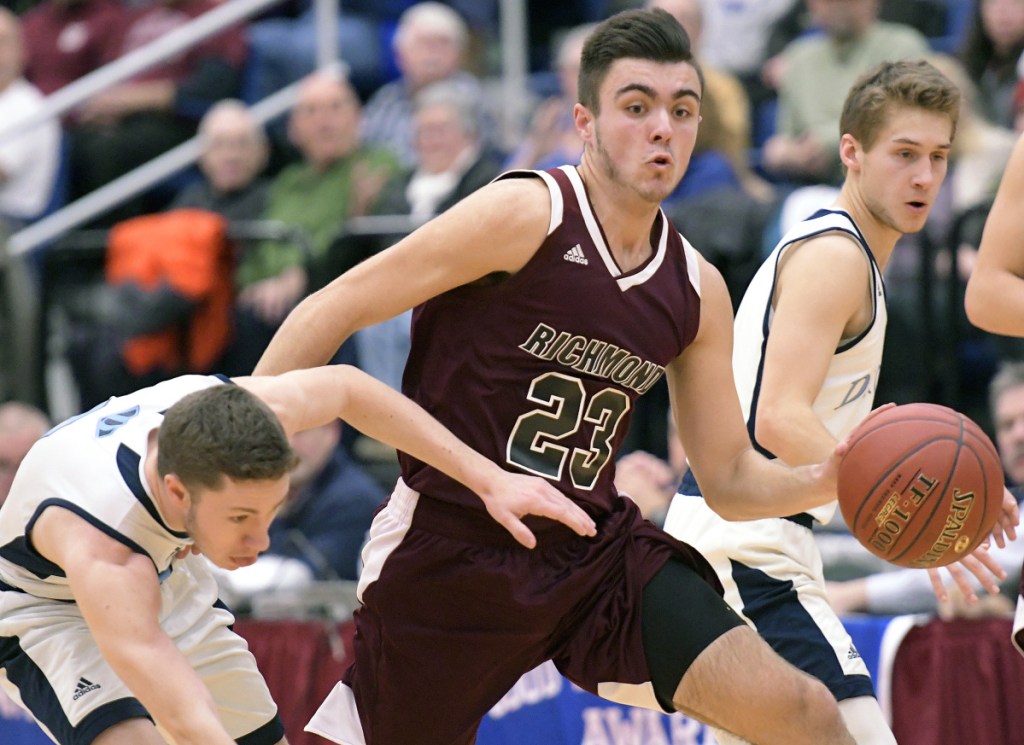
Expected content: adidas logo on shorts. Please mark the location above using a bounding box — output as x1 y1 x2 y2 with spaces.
563 244 589 265
73 677 101 701
847 646 861 661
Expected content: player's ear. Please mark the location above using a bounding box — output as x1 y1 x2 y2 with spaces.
839 133 862 171
164 473 191 510
574 102 595 142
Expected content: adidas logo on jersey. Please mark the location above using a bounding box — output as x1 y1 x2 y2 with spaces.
847 646 861 661
73 677 101 700
563 244 588 265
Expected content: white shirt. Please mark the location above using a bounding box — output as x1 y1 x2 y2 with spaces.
0 78 60 220
700 0 800 75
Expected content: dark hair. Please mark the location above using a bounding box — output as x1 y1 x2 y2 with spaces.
959 1 1024 86
578 8 702 114
157 384 297 491
839 59 960 151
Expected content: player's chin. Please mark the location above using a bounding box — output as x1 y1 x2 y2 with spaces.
638 181 676 204
900 202 931 229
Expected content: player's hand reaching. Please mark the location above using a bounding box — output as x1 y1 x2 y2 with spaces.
927 489 1021 604
926 543 1006 605
477 472 597 549
990 487 1020 549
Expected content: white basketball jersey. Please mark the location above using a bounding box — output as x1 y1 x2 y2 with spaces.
733 209 886 523
0 375 228 600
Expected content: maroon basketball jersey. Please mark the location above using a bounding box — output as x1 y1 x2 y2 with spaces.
399 166 702 515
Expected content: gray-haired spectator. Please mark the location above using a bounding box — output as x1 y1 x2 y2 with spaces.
327 80 502 403
360 2 495 167
171 99 271 223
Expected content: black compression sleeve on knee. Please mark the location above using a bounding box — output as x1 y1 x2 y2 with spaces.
641 559 746 712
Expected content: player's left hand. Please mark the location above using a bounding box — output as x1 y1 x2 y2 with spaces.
926 543 1006 605
478 472 597 549
990 487 1019 549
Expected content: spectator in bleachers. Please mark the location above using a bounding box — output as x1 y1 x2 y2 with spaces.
697 0 801 109
959 0 1024 129
361 2 494 167
244 0 387 102
21 0 126 96
171 98 270 223
503 22 590 172
68 0 248 222
326 80 501 395
0 400 49 507
263 419 384 581
0 8 60 227
61 100 269 404
650 0 775 203
930 54 1018 219
228 69 398 372
762 0 930 185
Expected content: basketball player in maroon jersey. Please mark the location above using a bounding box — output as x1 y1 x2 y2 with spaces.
964 133 1024 658
255 9 855 745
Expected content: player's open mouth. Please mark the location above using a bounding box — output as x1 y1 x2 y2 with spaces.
906 201 928 211
648 155 672 167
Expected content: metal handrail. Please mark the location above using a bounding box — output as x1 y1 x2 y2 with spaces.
5 75 326 259
0 0 304 146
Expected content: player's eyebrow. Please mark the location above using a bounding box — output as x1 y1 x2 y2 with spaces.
891 136 951 150
228 497 287 515
615 83 701 104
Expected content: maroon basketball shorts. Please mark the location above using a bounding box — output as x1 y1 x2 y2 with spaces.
306 479 744 745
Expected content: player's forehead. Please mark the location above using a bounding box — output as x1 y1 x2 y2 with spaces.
868 105 954 151
598 57 701 102
199 476 289 511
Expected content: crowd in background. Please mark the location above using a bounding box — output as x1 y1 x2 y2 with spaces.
2 0 1024 615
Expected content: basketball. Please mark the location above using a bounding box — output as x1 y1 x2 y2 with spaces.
837 403 1004 568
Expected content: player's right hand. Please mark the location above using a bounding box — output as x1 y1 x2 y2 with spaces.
478 473 597 549
991 486 1020 549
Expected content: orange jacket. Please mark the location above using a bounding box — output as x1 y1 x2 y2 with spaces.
106 209 233 376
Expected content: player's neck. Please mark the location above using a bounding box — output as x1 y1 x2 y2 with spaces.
834 189 901 272
575 162 661 271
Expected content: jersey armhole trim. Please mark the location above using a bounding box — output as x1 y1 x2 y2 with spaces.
25 498 157 575
681 236 701 297
493 168 564 236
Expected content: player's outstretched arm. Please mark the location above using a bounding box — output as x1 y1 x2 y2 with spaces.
253 176 552 376
965 133 1024 336
237 366 597 548
31 507 238 745
669 257 839 520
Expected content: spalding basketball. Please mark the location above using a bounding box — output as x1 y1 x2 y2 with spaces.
837 403 1004 568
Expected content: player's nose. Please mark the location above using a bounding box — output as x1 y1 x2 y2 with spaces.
911 159 938 189
649 107 672 140
246 527 271 553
